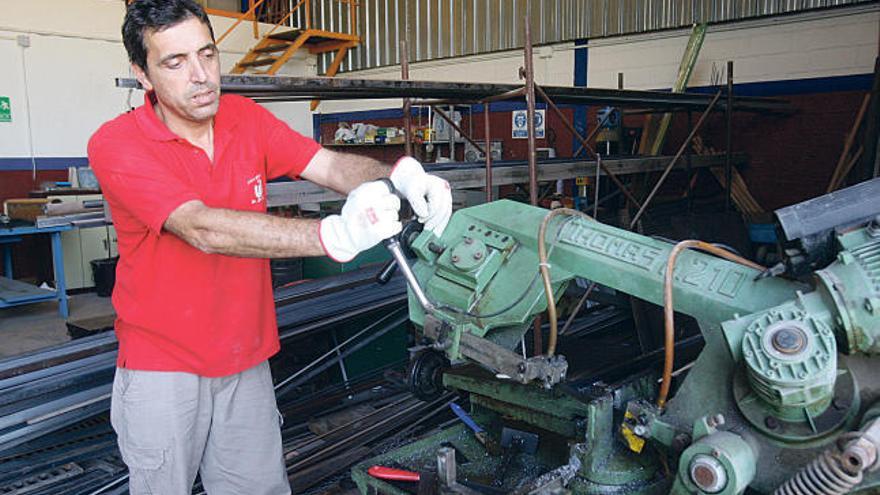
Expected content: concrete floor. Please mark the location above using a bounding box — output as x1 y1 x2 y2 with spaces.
0 292 115 359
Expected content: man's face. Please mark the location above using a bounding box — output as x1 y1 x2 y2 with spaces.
133 16 221 124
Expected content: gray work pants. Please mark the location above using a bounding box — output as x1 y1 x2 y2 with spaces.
110 361 290 495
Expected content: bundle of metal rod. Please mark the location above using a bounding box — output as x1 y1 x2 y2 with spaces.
275 309 409 397
0 267 405 453
0 415 126 495
0 348 116 453
0 332 118 381
284 393 456 494
0 267 412 494
277 280 407 341
0 368 448 495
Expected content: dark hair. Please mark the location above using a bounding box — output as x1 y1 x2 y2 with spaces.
122 0 215 71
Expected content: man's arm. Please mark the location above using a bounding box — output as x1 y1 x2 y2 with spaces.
300 148 390 194
164 200 324 258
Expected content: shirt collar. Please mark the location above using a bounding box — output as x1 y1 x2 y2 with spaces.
134 92 240 142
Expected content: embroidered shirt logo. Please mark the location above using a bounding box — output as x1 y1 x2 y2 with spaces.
247 174 264 205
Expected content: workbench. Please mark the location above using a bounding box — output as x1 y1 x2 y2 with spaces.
0 225 73 318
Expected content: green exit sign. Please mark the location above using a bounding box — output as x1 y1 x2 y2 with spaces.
0 97 10 123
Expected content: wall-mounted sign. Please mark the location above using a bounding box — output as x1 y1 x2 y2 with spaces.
0 97 11 123
512 109 544 139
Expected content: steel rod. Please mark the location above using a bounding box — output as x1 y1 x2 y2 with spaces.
116 76 790 113
572 108 613 157
560 283 598 336
725 61 734 212
524 8 538 207
401 37 412 158
594 155 600 218
412 98 481 106
629 91 723 229
523 3 543 357
686 110 693 212
484 102 493 203
481 86 526 103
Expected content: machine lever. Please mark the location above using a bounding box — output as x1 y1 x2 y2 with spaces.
385 237 434 312
373 177 435 312
375 257 398 285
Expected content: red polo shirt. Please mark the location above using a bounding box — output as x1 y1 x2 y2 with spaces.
88 93 321 377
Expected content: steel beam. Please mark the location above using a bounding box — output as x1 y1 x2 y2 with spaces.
115 76 789 112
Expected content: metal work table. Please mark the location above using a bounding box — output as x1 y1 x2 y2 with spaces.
0 225 73 318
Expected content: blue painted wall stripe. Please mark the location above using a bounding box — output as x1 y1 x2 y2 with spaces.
573 39 589 157
0 157 89 172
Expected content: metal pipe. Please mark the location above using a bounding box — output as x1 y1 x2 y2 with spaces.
26 392 111 425
385 238 433 312
330 329 350 390
85 474 129 495
484 102 493 203
119 75 790 113
481 87 526 103
594 155 600 218
629 91 723 230
448 105 456 161
401 37 412 158
523 4 542 357
412 98 481 106
524 6 538 207
686 110 693 213
572 110 612 157
725 60 733 212
432 106 485 156
534 84 644 210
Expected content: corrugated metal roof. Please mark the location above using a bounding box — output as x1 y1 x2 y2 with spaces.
305 0 877 73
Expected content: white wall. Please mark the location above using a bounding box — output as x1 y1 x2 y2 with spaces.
0 0 315 162
586 6 879 90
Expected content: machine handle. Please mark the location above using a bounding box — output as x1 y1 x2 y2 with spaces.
372 178 434 312
367 466 420 482
375 257 398 285
375 177 404 285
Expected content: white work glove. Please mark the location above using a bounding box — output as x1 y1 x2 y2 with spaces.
319 181 402 263
390 156 452 236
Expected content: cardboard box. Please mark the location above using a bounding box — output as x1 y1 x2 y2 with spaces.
4 199 48 222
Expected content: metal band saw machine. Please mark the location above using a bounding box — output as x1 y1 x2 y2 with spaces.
354 178 880 495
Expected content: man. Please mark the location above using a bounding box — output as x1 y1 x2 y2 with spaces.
88 1 451 493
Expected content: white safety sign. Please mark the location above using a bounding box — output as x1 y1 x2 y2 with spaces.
511 109 544 139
